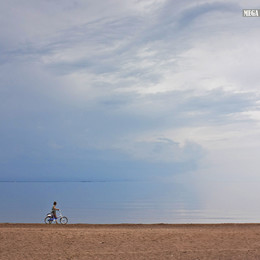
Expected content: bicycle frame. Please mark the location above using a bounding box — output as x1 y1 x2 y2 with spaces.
47 211 62 219
45 210 68 224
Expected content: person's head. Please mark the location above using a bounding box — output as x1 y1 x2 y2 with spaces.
53 201 57 205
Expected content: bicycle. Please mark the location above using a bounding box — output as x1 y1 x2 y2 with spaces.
44 210 68 224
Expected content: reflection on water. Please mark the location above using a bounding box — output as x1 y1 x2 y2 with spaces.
0 180 259 223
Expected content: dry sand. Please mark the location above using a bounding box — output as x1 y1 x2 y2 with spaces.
1 223 260 259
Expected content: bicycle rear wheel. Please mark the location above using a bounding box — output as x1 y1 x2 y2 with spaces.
44 216 53 224
60 217 68 224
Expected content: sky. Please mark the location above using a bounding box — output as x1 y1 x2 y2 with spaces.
0 0 260 182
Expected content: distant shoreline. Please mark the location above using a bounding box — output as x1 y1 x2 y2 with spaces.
0 180 105 183
0 180 129 183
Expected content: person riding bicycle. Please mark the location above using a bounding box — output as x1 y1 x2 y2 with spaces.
51 201 59 220
44 202 68 224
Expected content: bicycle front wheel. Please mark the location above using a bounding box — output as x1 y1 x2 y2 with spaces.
60 217 68 224
44 216 53 224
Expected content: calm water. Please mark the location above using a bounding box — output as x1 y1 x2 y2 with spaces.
0 180 259 224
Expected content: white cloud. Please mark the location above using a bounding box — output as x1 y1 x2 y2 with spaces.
0 0 260 179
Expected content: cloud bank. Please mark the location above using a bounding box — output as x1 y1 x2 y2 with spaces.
0 0 260 181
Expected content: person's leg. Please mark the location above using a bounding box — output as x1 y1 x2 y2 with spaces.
54 212 58 224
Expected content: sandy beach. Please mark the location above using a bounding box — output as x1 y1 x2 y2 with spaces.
1 223 260 259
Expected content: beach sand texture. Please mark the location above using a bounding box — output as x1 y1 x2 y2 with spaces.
1 223 260 259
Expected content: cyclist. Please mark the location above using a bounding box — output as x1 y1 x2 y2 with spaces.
51 201 59 221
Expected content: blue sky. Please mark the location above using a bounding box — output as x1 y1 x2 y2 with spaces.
0 0 260 182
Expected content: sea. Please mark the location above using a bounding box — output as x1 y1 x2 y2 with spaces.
0 179 259 224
